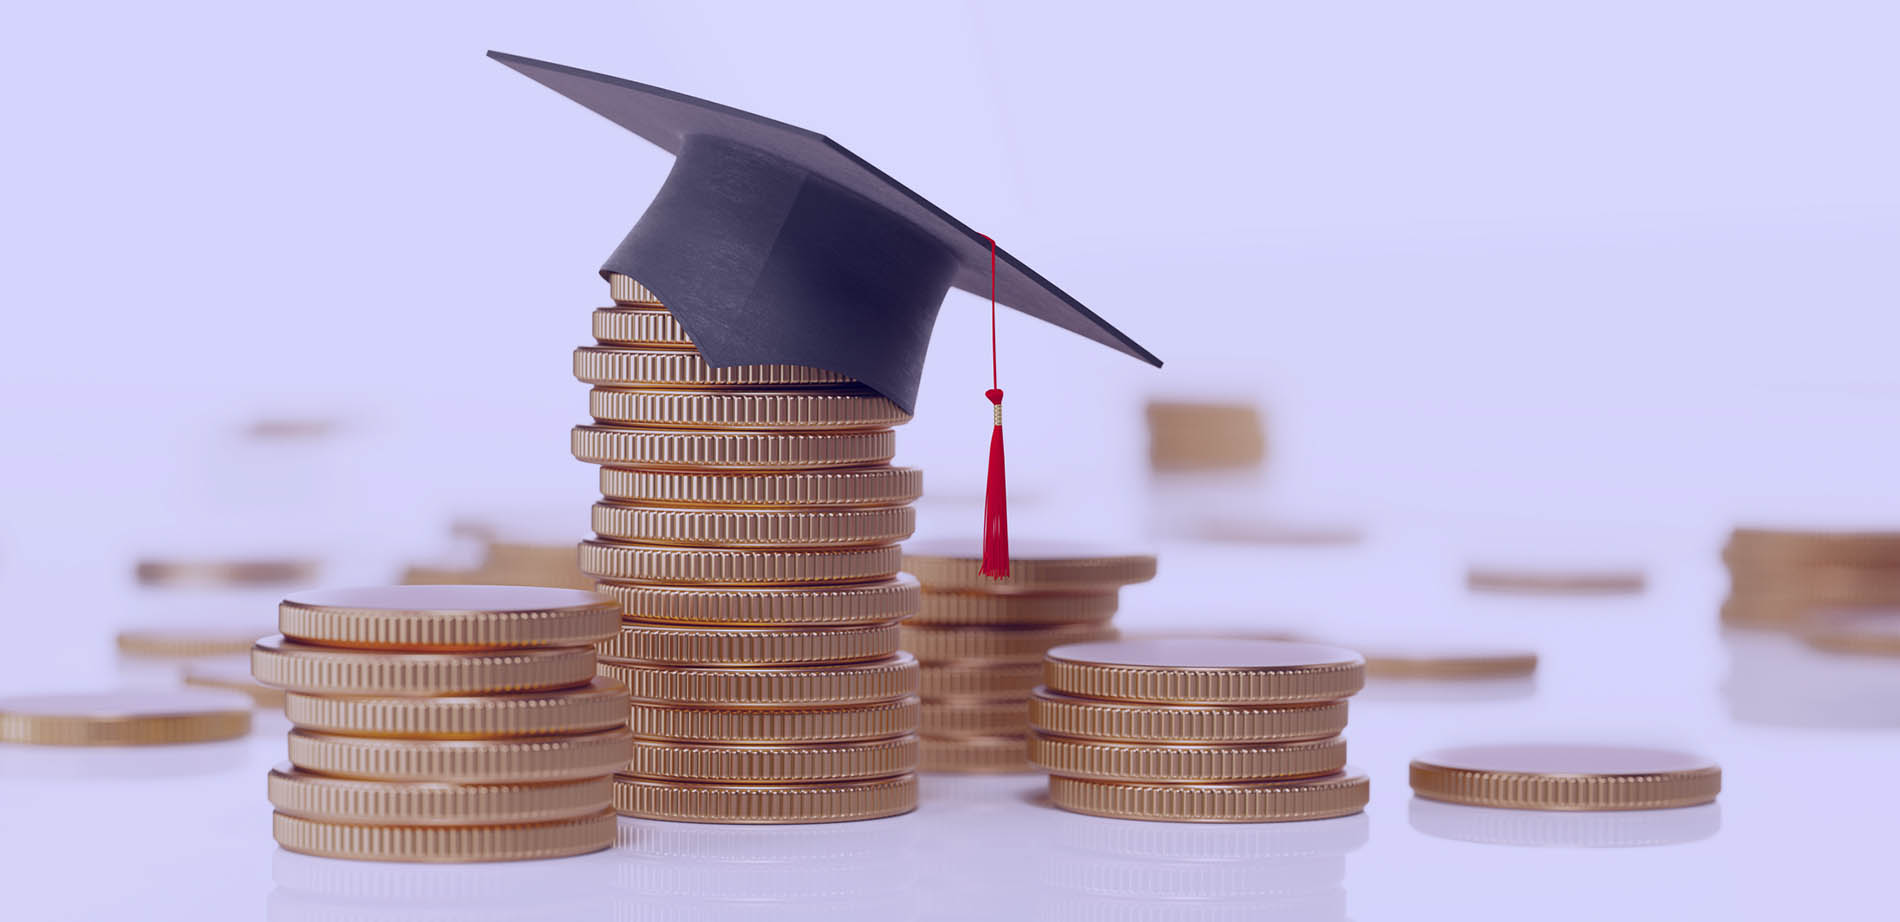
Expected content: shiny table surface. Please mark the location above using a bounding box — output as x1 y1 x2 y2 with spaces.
3 528 1895 921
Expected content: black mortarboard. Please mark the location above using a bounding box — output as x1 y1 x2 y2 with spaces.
488 51 1161 414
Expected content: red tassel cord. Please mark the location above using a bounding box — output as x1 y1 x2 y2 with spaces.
979 235 1010 579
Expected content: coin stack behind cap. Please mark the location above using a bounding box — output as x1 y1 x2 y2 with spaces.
1721 527 1900 629
251 585 630 861
902 541 1156 773
580 275 922 824
1028 638 1368 822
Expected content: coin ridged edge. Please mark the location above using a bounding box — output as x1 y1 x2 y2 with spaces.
268 765 612 825
285 728 635 783
271 810 615 862
250 637 598 695
919 734 1033 774
611 773 918 824
913 590 1121 626
589 387 911 431
280 679 629 739
277 598 620 650
1408 761 1721 811
592 307 695 348
599 466 923 508
0 708 251 746
901 624 1119 662
598 622 901 666
1028 691 1349 743
1047 772 1370 823
594 576 920 626
918 662 1043 698
626 735 920 782
597 655 919 707
591 502 915 548
575 346 851 388
627 697 920 743
578 540 902 585
1029 733 1348 782
116 629 266 658
573 425 896 470
1042 657 1365 705
919 698 1028 736
607 273 663 306
904 554 1158 591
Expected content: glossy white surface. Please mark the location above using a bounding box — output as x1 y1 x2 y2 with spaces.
3 530 1896 921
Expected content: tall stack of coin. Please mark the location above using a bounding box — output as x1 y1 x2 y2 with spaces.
250 586 631 861
577 274 923 823
1722 527 1900 628
902 542 1156 773
1028 638 1368 822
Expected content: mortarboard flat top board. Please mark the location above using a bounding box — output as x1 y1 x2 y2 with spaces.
488 50 1161 413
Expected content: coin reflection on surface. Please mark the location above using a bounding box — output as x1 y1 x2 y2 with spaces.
1723 627 1900 728
1408 797 1721 848
267 846 617 922
1029 804 1367 921
613 814 919 915
0 736 253 780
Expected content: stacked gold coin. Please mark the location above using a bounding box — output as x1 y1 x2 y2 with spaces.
901 541 1156 773
1144 400 1266 473
579 274 923 824
1028 638 1368 822
250 585 631 861
1722 527 1900 629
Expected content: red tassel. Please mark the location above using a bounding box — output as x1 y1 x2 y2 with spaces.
980 387 1010 578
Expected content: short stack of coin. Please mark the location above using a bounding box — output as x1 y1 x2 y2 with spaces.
1028 638 1369 822
901 542 1156 773
1722 527 1900 629
577 274 923 824
250 585 632 861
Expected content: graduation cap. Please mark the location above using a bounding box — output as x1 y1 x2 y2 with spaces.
488 50 1162 577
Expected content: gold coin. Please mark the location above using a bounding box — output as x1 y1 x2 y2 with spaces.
1726 564 1900 606
588 387 910 431
183 661 287 708
578 539 902 585
1802 611 1900 657
285 727 635 783
611 773 917 824
593 306 695 348
599 654 918 707
919 734 1032 774
919 697 1027 736
0 691 251 746
591 502 915 548
599 465 923 508
575 345 851 388
1042 639 1365 705
627 697 920 743
598 622 901 666
595 576 920 626
1357 645 1538 679
281 677 630 739
400 565 484 585
918 662 1042 698
278 585 621 650
135 557 317 588
1409 744 1720 810
608 273 663 306
626 734 919 782
1048 771 1369 823
1028 689 1349 743
899 623 1119 664
252 636 597 696
912 590 1120 626
268 764 612 825
1028 732 1347 782
272 809 615 863
573 424 896 470
1465 566 1647 595
1144 400 1267 473
1726 527 1900 567
116 627 267 659
902 541 1157 592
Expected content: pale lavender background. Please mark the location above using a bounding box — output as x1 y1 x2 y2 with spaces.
0 2 1896 919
